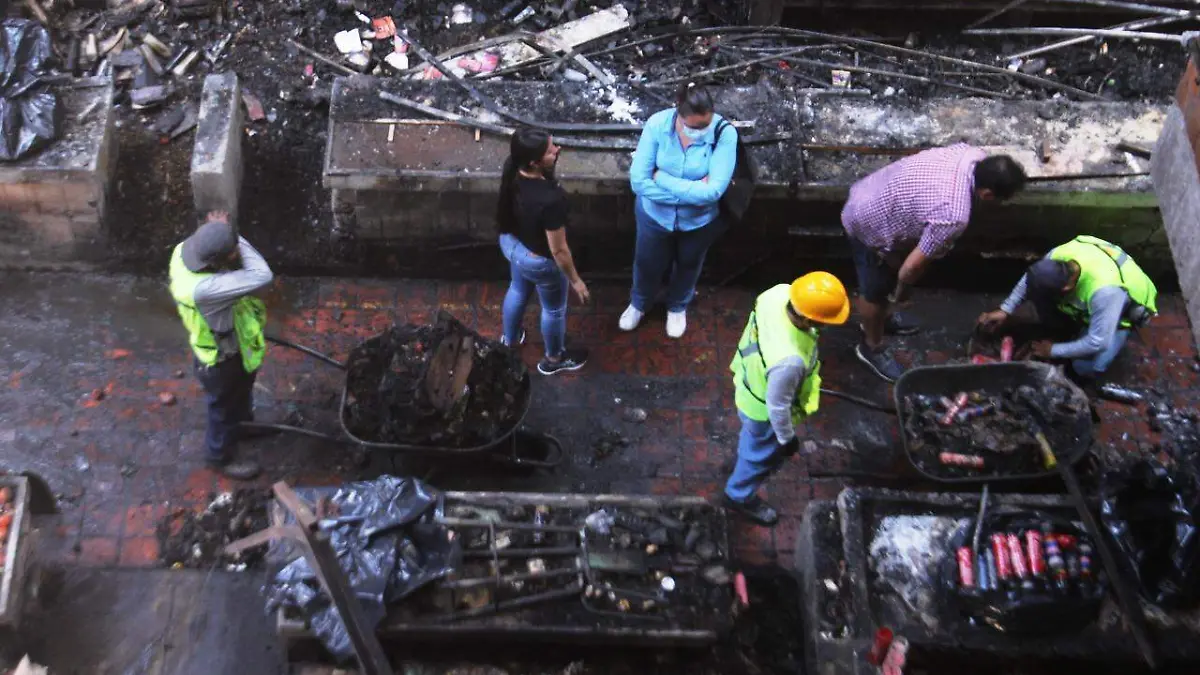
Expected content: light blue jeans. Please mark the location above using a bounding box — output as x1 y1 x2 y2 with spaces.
1072 329 1129 378
724 412 783 503
500 233 567 359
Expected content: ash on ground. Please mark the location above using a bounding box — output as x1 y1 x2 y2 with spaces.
868 514 968 632
344 311 526 447
157 488 270 569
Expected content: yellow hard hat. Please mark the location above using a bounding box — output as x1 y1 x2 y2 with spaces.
789 272 850 325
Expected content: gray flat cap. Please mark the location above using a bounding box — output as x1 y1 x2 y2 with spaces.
181 220 237 272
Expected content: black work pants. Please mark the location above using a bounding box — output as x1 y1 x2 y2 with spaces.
194 357 256 463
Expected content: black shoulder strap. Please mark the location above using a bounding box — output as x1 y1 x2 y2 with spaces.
713 119 731 147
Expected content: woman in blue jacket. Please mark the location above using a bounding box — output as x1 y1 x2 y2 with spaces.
620 83 737 339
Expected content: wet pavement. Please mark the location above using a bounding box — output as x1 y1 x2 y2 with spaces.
0 271 1194 672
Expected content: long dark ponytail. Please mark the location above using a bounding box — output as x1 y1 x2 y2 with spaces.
496 127 551 235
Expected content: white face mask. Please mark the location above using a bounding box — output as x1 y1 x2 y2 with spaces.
680 122 710 141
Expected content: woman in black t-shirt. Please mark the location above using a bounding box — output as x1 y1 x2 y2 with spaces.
496 128 590 375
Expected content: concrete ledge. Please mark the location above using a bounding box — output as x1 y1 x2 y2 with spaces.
325 78 1175 274
1155 64 1200 348
0 77 116 268
191 72 243 223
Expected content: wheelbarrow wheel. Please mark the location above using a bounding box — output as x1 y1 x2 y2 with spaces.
489 429 563 470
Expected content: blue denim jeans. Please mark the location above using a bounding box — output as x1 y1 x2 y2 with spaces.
194 357 256 463
500 233 568 359
630 199 723 313
724 412 784 502
1072 329 1129 377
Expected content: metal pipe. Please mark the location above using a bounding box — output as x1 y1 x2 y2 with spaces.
1044 0 1194 18
440 566 579 590
395 28 642 134
780 56 1008 98
819 388 897 414
1005 15 1187 60
965 0 1034 30
654 44 820 87
645 25 1101 100
965 27 1183 42
436 517 579 533
463 546 581 558
434 582 583 623
287 39 355 76
265 335 345 369
377 91 638 150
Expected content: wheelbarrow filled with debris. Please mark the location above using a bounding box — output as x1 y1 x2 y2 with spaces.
247 311 561 468
894 362 1092 483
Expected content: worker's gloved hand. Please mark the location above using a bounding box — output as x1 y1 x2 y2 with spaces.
777 436 801 458
976 309 1009 333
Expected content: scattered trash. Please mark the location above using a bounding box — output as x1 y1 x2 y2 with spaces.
106 348 132 360
831 69 851 88
157 392 177 406
159 489 270 569
621 407 647 423
449 3 474 25
242 91 266 122
120 460 138 477
1098 383 1144 404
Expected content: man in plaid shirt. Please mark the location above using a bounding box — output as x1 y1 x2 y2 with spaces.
842 144 1027 382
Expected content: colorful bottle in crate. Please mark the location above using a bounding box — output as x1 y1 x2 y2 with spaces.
1007 532 1033 589
985 548 999 589
977 552 991 591
991 533 1012 584
957 547 975 589
1025 529 1045 578
1044 532 1068 591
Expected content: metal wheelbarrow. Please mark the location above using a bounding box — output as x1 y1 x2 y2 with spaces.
239 335 563 469
893 361 1093 484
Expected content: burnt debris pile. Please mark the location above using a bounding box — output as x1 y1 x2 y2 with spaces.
157 488 271 569
903 383 1087 478
343 310 526 448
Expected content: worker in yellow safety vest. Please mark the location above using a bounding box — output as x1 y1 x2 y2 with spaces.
168 211 274 480
725 272 851 526
978 235 1157 379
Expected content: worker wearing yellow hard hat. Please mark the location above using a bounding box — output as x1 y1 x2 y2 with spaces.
725 272 850 526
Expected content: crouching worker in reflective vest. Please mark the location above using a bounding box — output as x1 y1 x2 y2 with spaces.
169 211 274 480
977 235 1157 380
725 272 851 526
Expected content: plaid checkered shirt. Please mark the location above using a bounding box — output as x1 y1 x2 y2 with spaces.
841 143 987 258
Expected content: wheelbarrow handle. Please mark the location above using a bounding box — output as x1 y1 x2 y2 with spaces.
238 421 349 444
265 335 346 370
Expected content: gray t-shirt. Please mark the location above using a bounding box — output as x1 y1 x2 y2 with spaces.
192 237 274 358
1000 269 1129 360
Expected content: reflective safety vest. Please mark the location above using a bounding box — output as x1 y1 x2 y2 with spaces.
168 244 267 372
731 284 821 425
1049 235 1157 329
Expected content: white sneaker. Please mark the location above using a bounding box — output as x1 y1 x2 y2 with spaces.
666 311 687 339
619 305 644 332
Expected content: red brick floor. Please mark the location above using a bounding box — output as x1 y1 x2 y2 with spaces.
0 273 1195 572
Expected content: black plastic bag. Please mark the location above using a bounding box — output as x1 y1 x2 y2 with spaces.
1101 459 1200 609
265 476 461 663
0 19 58 161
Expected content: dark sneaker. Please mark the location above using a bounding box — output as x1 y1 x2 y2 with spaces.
859 312 920 337
856 343 904 383
885 312 920 336
723 494 779 527
208 458 262 481
537 347 589 375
